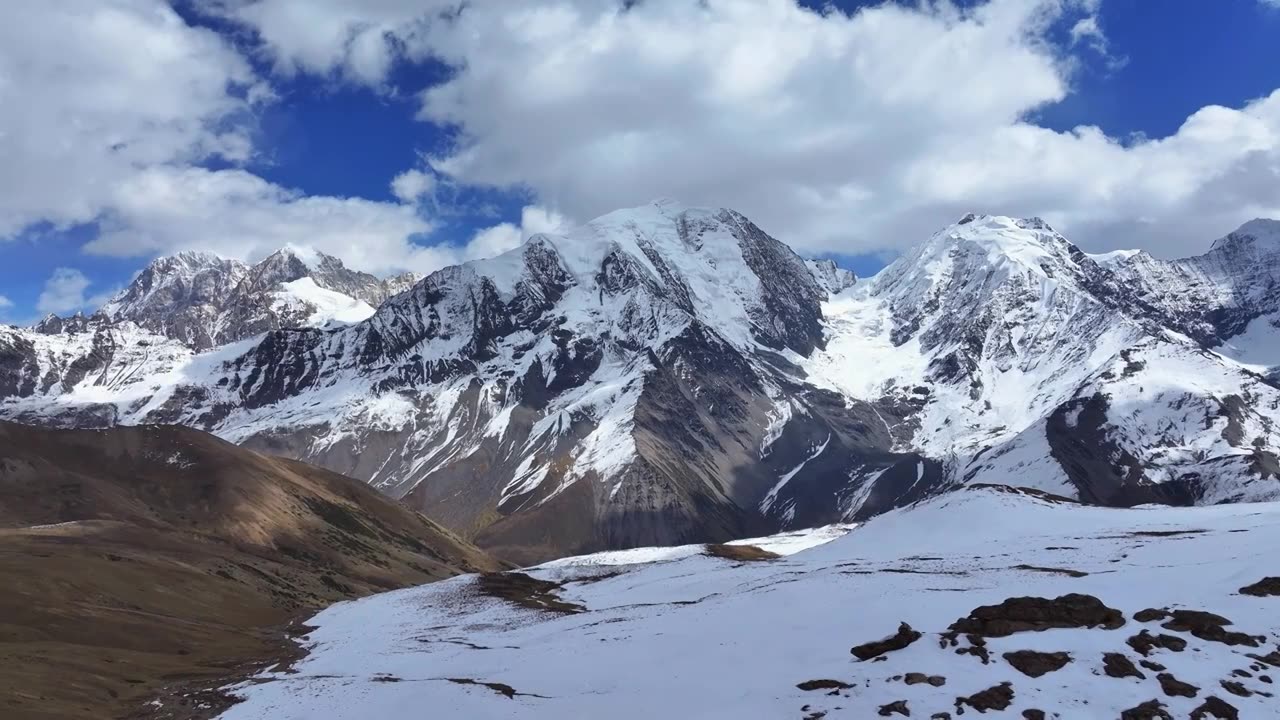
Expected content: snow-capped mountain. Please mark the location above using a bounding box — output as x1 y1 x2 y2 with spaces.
1106 219 1280 373
66 247 417 350
804 214 1280 511
3 202 1280 561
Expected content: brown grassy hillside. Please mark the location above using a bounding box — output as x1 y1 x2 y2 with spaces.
0 421 504 720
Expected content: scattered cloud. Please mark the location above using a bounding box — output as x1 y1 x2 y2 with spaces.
203 0 455 85
390 169 437 204
35 268 115 316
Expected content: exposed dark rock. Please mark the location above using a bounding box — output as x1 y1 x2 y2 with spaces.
851 623 922 661
1133 608 1170 623
1103 652 1145 679
1127 630 1188 656
475 572 584 614
797 679 852 692
944 594 1124 639
1046 394 1193 506
1012 564 1088 578
955 682 1014 713
1239 577 1280 597
945 633 991 664
1190 696 1239 720
1156 672 1199 698
1161 610 1262 647
1219 680 1252 698
1022 711 1045 720
704 543 780 562
930 714 951 720
878 700 910 717
1002 650 1071 678
1120 699 1173 720
1248 648 1280 667
1140 660 1167 672
445 678 519 699
903 672 946 687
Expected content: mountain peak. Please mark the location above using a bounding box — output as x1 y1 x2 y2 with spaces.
261 244 338 270
1211 218 1280 252
168 249 230 266
907 214 1075 276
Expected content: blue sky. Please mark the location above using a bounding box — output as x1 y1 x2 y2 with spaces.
2 0 1280 322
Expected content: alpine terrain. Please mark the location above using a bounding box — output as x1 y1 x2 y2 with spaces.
212 485 1280 719
0 420 501 720
4 202 1280 562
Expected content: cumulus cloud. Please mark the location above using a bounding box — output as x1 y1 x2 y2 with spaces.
0 1 449 281
390 169 437 204
0 0 265 239
465 205 572 260
215 0 1280 259
83 167 438 276
35 268 115 316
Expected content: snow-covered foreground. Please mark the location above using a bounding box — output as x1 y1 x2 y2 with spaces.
219 487 1280 719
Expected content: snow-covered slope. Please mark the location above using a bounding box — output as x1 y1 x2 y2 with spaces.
212 485 1280 720
1108 219 1280 353
805 214 1280 511
4 204 1280 561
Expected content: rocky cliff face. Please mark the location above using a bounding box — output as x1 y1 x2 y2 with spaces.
3 204 1279 561
1107 219 1280 348
802 214 1280 511
80 247 412 351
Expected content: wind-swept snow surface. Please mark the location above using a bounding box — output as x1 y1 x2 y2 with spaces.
217 487 1280 719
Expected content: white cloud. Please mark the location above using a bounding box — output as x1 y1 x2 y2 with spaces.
35 268 115 316
0 0 265 239
0 296 12 313
390 169 437 204
204 0 454 85
216 0 1280 259
0 2 452 279
465 205 572 260
83 167 438 276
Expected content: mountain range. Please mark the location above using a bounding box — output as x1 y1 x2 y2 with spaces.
4 201 1280 562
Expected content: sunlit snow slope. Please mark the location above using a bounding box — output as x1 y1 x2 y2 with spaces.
214 485 1280 720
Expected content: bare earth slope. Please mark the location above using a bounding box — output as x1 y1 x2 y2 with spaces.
0 421 502 720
